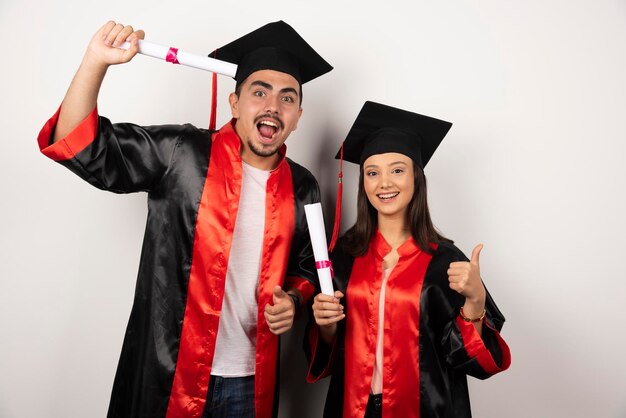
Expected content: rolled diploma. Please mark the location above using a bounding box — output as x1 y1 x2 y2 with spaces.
119 40 237 78
304 203 334 296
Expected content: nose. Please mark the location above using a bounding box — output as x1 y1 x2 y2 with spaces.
264 94 280 114
380 172 392 188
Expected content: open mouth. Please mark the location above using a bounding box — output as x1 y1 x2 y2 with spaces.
377 192 399 202
256 119 280 142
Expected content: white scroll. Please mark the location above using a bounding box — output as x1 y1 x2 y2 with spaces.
119 39 237 77
304 203 335 296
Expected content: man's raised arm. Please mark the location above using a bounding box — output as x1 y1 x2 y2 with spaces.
53 21 144 142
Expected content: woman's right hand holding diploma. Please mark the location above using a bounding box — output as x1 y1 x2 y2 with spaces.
312 291 345 345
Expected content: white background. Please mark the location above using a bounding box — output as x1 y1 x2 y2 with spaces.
1 1 625 417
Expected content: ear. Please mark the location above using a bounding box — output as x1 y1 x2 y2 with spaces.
229 92 239 118
292 107 303 131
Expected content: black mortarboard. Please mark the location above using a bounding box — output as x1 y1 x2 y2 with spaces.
211 21 333 87
337 101 453 169
328 101 452 251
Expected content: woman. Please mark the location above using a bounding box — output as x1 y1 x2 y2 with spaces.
306 101 511 418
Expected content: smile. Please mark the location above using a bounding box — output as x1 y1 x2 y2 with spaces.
377 192 399 201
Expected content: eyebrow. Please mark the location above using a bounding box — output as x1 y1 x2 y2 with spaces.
250 80 299 97
280 87 299 97
251 80 273 90
364 161 408 170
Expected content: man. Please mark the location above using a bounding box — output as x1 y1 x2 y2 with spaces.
37 20 332 418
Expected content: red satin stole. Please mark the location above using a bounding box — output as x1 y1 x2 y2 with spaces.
344 231 433 418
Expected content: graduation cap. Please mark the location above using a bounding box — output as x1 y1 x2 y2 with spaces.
329 101 453 250
212 20 333 86
339 101 452 168
206 20 333 130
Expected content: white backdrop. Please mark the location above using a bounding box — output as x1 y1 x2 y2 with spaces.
1 1 625 417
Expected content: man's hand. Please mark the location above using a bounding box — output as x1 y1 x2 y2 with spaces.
264 286 297 335
53 21 145 142
85 21 145 69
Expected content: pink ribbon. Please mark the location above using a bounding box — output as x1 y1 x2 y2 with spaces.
316 260 334 276
166 47 180 64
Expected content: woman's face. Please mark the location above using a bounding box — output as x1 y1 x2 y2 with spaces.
362 152 415 222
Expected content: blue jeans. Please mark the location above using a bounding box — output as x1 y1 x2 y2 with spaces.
202 375 255 418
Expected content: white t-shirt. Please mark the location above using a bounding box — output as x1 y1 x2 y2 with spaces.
211 162 270 377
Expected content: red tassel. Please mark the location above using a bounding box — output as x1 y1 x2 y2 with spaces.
208 50 218 131
328 143 344 252
209 71 217 131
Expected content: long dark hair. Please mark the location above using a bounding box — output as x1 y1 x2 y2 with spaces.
341 162 451 256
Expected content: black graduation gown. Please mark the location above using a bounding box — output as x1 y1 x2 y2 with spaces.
305 233 511 418
38 106 320 418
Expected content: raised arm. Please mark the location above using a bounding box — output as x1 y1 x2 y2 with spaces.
53 21 144 142
440 243 511 378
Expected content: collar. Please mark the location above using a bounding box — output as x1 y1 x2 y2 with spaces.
371 229 422 259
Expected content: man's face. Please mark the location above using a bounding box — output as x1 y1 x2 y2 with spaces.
229 69 303 169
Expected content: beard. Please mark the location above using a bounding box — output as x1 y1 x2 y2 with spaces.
247 113 286 158
245 138 282 158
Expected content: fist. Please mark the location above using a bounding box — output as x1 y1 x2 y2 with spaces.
312 291 345 327
86 21 145 67
447 244 486 304
264 286 297 335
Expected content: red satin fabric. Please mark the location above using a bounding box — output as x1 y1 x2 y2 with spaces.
254 149 295 417
38 104 99 161
344 231 432 418
165 120 294 418
456 317 511 375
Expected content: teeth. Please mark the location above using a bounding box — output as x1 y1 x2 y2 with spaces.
378 192 399 199
259 120 278 128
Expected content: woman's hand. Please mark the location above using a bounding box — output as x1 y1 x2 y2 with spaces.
312 291 345 345
313 291 345 326
448 244 487 327
448 244 486 303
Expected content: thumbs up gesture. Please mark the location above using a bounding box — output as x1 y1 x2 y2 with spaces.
447 244 487 305
264 286 298 335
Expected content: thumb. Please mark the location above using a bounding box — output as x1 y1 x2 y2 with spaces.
273 286 286 304
471 244 483 265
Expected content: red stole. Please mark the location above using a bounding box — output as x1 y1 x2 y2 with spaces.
165 119 295 418
344 231 433 418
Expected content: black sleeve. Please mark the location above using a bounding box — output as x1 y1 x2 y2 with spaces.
303 242 354 381
58 115 192 194
285 160 322 298
424 243 511 379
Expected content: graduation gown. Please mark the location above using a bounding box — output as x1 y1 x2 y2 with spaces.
305 232 511 418
38 106 320 418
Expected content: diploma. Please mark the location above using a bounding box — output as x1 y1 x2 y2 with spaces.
119 39 237 77
304 203 335 296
